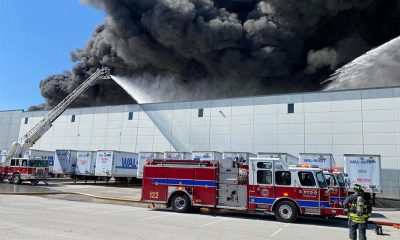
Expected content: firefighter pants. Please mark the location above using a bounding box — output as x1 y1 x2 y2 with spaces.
349 220 367 240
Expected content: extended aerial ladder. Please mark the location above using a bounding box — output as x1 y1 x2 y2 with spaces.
5 67 111 161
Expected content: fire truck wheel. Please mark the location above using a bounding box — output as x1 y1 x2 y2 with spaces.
12 174 22 185
274 201 298 223
171 193 191 213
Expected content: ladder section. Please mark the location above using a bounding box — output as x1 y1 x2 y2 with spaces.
6 67 111 160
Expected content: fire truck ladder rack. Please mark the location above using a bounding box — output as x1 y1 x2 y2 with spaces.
6 67 111 161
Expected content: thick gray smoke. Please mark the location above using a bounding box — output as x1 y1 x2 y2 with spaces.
37 0 400 109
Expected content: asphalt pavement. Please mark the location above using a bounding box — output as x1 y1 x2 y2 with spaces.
0 182 399 240
2 194 399 240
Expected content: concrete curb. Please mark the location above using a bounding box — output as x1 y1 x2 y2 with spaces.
0 191 142 203
73 192 141 203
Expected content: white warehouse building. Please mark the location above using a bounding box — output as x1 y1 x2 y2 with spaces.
0 87 399 198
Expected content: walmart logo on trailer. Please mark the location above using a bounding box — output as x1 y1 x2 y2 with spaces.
303 158 326 163
115 158 137 169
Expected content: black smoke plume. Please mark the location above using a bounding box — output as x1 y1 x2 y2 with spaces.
37 0 400 109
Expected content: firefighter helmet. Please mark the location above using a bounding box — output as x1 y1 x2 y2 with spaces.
353 184 364 193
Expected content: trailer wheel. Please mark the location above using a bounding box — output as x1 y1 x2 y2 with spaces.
274 201 298 223
171 193 191 213
12 174 22 185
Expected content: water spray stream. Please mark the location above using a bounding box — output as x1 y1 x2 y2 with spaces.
325 36 400 90
111 75 149 104
111 75 182 151
111 73 195 104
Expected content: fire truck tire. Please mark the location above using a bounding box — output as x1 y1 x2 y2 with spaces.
171 193 191 213
12 174 22 185
274 201 299 223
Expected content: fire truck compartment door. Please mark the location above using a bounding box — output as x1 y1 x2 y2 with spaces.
218 184 247 209
219 167 239 174
192 167 217 206
141 166 169 202
219 174 238 184
219 167 239 184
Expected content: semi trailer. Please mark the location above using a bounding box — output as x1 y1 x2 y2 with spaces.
95 150 139 183
344 154 382 202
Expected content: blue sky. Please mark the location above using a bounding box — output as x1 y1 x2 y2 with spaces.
0 0 105 111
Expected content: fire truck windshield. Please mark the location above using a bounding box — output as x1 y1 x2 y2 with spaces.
336 173 346 187
28 160 48 167
316 171 327 188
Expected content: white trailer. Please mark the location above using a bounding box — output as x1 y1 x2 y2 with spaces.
1 150 7 165
112 151 139 179
23 149 55 173
298 153 335 170
164 151 191 160
344 154 382 194
54 150 78 175
258 152 298 166
95 150 139 182
95 151 113 178
137 152 164 179
192 151 223 160
75 151 96 176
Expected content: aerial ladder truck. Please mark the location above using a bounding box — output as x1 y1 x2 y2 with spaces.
0 67 111 184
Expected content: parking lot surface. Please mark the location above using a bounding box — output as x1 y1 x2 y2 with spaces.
1 194 398 240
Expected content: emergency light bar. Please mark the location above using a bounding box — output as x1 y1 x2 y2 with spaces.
290 163 321 169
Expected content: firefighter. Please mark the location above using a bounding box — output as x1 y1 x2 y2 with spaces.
343 184 372 240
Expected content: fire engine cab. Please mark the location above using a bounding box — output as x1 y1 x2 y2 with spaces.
142 157 344 222
323 168 347 207
0 157 49 185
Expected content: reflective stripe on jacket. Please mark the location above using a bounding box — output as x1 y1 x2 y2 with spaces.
349 212 371 223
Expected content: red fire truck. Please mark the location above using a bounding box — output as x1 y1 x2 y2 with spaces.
0 157 49 185
298 153 348 208
142 157 344 222
323 168 347 207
